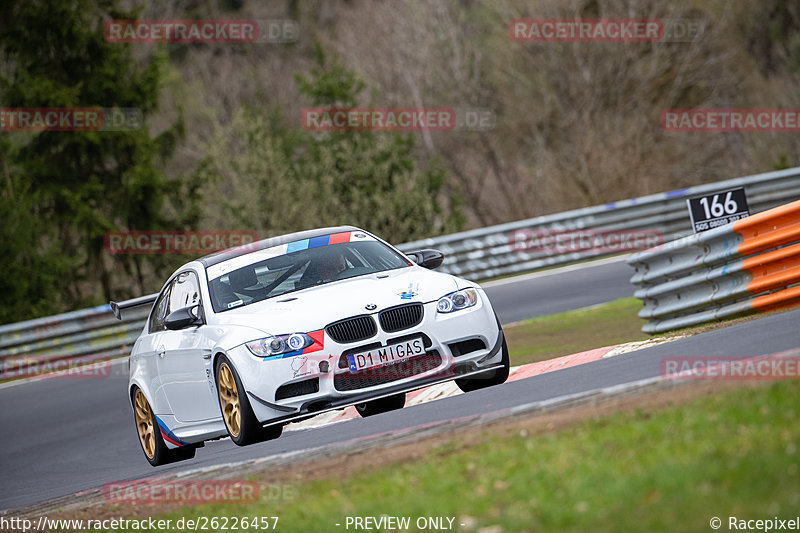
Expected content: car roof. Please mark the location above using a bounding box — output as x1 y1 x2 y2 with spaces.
197 225 363 268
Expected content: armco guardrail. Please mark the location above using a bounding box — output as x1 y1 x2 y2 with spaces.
0 304 150 379
628 199 800 333
1 167 799 378
400 166 800 280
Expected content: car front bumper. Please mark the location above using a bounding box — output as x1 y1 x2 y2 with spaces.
228 289 505 426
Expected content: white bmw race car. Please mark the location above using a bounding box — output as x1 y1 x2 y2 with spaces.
112 226 509 466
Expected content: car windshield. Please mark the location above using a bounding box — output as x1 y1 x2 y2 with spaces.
206 233 410 313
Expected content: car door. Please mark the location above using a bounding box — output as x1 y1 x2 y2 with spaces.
156 270 219 423
137 280 174 415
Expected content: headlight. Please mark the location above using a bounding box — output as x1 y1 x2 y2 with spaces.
246 333 314 357
436 288 479 313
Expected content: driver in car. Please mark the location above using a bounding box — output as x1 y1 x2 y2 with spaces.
319 251 348 282
305 250 348 286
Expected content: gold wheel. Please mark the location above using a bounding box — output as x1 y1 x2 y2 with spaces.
217 362 241 438
133 389 156 459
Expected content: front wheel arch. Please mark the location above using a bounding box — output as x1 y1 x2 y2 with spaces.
213 354 282 446
211 351 226 383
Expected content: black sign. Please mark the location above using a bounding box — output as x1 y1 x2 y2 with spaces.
686 187 750 233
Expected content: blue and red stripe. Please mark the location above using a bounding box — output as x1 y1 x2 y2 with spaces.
286 231 352 254
154 415 189 447
261 329 325 361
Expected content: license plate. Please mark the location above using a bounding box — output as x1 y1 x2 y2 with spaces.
347 337 426 372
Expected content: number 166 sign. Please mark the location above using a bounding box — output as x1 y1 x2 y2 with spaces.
686 187 750 233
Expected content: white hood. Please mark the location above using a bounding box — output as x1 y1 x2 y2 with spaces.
209 267 461 336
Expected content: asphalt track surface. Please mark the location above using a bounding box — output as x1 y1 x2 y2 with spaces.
483 256 634 324
2 259 796 512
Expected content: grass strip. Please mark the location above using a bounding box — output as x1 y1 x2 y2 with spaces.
133 381 800 533
504 297 647 365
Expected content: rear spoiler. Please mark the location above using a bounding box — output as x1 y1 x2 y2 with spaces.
109 293 159 320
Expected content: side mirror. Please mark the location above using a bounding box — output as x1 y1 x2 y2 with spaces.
407 249 445 270
165 305 203 330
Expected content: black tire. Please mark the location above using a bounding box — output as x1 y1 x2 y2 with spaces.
355 392 406 418
455 332 510 393
215 355 283 446
132 387 197 467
